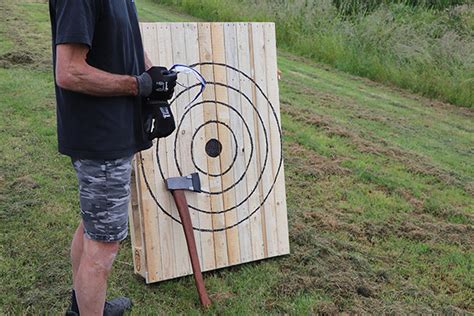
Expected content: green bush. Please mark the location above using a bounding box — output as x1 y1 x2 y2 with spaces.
156 0 473 107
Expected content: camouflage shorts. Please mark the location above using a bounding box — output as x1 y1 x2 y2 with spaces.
71 155 133 242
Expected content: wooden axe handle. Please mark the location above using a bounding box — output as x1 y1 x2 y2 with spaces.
171 190 212 308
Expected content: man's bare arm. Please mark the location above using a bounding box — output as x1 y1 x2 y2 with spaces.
55 43 138 97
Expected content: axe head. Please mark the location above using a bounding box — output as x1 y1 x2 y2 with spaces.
166 172 201 192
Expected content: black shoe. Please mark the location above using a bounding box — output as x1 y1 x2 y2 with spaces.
103 297 133 316
65 296 132 316
66 289 80 316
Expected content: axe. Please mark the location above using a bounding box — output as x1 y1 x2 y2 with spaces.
165 173 212 308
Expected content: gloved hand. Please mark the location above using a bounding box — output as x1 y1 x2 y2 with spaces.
135 66 177 100
143 100 176 140
136 66 178 140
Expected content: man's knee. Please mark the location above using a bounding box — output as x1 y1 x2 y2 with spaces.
82 239 120 274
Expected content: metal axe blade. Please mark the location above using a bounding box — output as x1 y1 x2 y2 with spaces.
165 172 201 192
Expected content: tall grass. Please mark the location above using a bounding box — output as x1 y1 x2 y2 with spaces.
333 0 469 14
155 0 473 107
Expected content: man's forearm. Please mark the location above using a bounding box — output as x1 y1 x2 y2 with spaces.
57 62 138 97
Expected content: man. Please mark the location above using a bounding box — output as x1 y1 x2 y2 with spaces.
49 0 176 315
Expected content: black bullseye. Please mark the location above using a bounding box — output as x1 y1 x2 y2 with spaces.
205 139 222 158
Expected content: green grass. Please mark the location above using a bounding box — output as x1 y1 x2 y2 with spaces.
333 0 469 13
137 0 197 22
154 0 474 108
0 0 473 314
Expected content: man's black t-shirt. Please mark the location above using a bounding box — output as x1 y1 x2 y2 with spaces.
49 0 152 159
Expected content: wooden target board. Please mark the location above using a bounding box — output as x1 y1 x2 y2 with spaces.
129 22 289 283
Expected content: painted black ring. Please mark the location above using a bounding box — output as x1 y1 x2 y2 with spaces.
172 84 266 197
160 91 266 212
155 66 279 220
157 94 266 214
175 101 254 192
160 80 268 198
190 120 239 178
142 62 283 231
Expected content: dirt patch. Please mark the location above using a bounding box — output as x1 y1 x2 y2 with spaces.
396 189 424 209
349 109 405 125
210 291 235 302
0 51 35 67
426 99 474 118
314 301 339 314
0 175 41 220
282 103 331 128
303 211 341 229
466 182 474 196
401 216 474 248
282 104 354 139
282 79 350 109
284 142 351 179
359 214 473 249
11 175 39 190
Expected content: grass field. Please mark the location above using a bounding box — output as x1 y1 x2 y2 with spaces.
156 0 474 108
0 0 473 314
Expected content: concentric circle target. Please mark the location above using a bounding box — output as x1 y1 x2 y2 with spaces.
140 62 283 232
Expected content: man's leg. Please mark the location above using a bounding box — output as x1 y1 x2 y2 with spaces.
71 220 84 286
75 238 120 315
70 155 134 315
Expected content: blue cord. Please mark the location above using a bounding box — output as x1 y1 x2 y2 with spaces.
169 64 207 108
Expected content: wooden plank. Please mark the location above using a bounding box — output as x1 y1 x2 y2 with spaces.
195 23 218 271
224 23 253 263
131 158 145 275
136 151 163 283
130 23 149 278
154 23 178 280
251 23 278 257
198 22 229 268
182 22 204 265
236 22 266 262
138 23 163 283
129 158 146 277
170 23 193 276
263 23 290 255
212 23 240 265
184 22 217 271
242 24 266 261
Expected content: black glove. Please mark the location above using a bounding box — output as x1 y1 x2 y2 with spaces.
143 100 176 140
136 66 177 100
136 66 178 140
